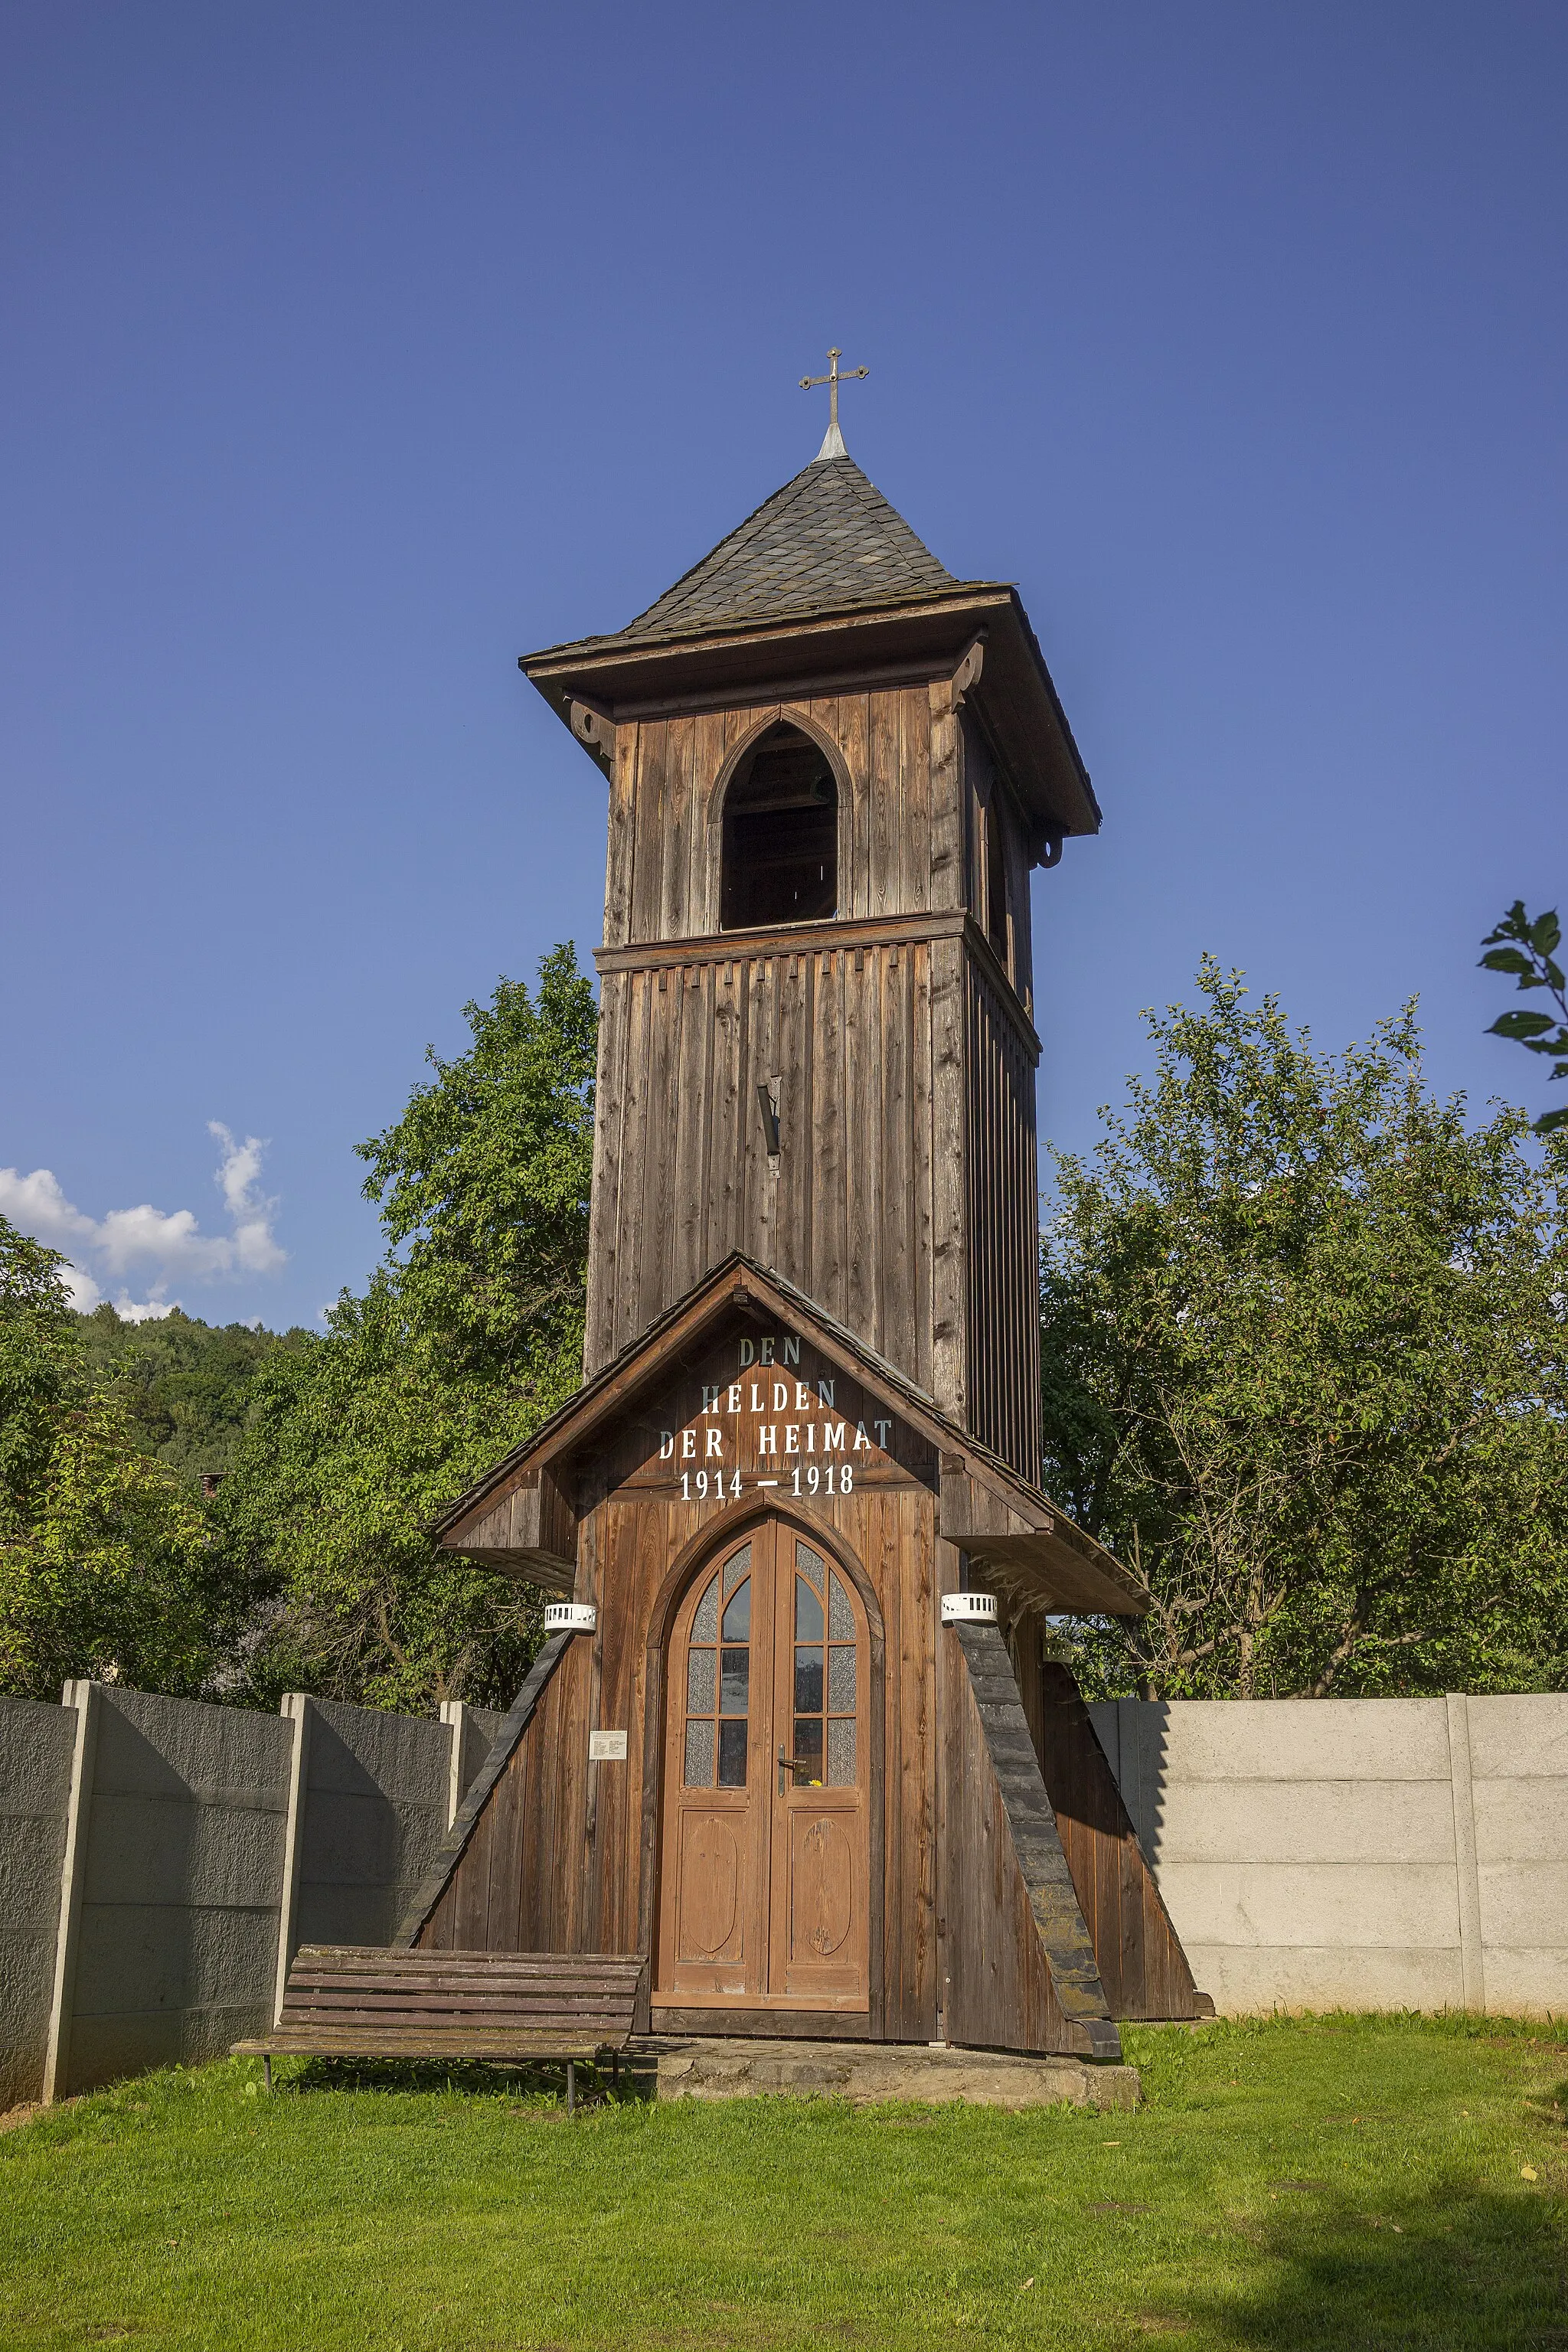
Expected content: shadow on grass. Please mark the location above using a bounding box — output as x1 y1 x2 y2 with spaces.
1177 2179 1566 2350
279 2053 653 2105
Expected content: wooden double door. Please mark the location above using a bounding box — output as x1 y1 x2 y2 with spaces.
657 1519 871 2011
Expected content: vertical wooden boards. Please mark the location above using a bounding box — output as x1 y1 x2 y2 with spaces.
965 958 1043 1483
929 682 965 915
583 970 629 1376
929 933 969 1426
584 679 1048 1466
419 1413 946 2041
941 1623 1121 2060
403 1635 576 1953
602 722 638 952
1027 1661 1211 2022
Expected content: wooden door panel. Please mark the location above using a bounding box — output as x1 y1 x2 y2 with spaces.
779 1805 867 2000
769 1534 871 2009
792 1815 854 1958
659 1516 872 2014
657 1530 773 2002
674 1811 745 1964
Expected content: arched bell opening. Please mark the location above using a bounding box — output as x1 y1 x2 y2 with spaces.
720 721 838 931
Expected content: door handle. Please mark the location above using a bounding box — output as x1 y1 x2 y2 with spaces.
777 1745 808 1792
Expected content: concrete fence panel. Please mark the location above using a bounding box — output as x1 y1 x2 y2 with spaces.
1469 1694 1568 2015
0 1696 77 2107
46 1684 294 2099
280 1695 457 1965
1088 1693 1568 2017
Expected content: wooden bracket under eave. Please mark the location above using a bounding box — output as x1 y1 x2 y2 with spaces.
569 701 616 776
949 635 985 710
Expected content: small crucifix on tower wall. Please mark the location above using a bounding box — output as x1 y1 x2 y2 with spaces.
801 348 868 460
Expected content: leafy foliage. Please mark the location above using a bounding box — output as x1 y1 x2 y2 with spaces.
76 1306 315 1490
0 1222 237 1700
1479 900 1568 1135
214 947 596 1713
1040 959 1568 1700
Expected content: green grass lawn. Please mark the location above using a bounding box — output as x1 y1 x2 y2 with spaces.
1 2015 1563 2350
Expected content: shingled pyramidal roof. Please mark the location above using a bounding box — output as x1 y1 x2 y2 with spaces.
577 454 1000 654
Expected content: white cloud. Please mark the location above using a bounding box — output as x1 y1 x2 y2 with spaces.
0 1127 286 1317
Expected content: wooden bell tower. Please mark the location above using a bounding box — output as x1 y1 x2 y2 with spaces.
522 446 1099 1482
415 418 1212 2054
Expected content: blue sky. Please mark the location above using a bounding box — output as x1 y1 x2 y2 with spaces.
3 1 1565 1330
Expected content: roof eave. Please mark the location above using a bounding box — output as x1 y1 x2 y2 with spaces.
433 1253 1145 1619
522 587 1099 841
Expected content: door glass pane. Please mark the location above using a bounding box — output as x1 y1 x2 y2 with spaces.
684 1718 714 1787
795 1540 825 1591
795 1645 823 1713
793 1717 824 1779
825 1717 856 1787
828 1571 854 1642
721 1579 750 1641
692 1573 720 1645
720 1646 750 1714
795 1576 824 1642
827 1644 855 1712
686 1646 715 1716
724 1543 752 1598
717 1720 747 1786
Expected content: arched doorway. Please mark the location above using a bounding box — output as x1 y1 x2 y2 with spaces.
656 1517 871 2011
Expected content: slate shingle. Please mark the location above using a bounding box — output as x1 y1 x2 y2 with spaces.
596 456 988 649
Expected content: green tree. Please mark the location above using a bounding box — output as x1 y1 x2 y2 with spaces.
0 1220 233 1699
216 947 597 1713
1040 959 1568 1700
1479 900 1568 1135
77 1305 315 1490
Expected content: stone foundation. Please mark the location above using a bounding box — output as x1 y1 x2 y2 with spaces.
645 2037 1139 2110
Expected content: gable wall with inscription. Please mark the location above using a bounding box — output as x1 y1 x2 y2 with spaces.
423 1325 950 2040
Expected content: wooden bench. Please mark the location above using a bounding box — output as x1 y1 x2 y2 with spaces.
233 1946 646 2112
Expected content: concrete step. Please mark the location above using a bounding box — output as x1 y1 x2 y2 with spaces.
644 2036 1139 2110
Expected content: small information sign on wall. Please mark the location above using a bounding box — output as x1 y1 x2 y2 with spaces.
589 1730 629 1762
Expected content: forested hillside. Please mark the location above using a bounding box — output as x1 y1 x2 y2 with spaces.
75 1307 315 1489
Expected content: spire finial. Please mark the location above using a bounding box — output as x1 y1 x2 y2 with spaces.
799 347 868 460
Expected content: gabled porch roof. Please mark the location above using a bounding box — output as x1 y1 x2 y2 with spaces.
433 1253 1146 1622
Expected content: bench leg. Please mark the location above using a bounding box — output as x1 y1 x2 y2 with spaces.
566 2060 575 2117
263 2055 273 2096
611 2052 619 2096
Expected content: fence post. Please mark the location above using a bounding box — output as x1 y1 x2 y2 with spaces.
439 1699 464 1829
273 1694 314 2023
42 1681 101 2104
1446 1691 1486 2014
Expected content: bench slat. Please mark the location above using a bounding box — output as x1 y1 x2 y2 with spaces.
235 1945 647 2068
282 1989 635 2014
290 1947 643 1976
282 2004 629 2022
233 2031 612 2060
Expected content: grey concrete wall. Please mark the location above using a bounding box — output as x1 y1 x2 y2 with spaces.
1 1678 523 2109
0 1697 76 2107
52 1685 293 2096
286 1696 460 1956
1089 1693 1568 2017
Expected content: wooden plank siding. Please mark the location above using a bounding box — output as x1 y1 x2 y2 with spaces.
412 1321 1142 2051
965 958 1044 1485
581 673 1048 1488
942 1624 1121 2059
1013 1657 1213 2022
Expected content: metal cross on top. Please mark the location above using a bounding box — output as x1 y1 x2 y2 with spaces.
801 348 868 461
